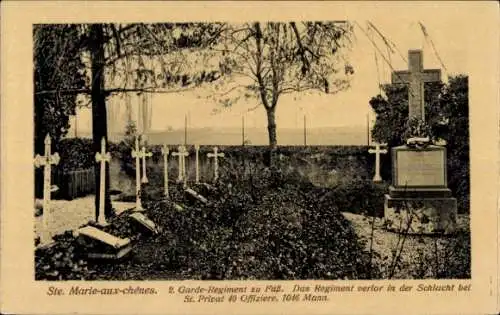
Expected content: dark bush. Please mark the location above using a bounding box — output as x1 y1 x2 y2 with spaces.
142 159 381 280
57 138 95 171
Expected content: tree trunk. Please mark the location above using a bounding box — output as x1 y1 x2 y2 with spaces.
89 24 113 219
265 107 278 167
266 107 277 148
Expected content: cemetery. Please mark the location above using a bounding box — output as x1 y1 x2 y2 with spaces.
33 23 470 281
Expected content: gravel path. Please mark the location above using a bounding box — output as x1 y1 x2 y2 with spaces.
342 212 470 279
34 196 135 240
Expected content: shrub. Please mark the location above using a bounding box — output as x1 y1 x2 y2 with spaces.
144 160 381 280
57 138 95 171
35 232 90 280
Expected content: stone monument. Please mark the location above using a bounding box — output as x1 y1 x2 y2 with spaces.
34 134 60 245
384 49 457 234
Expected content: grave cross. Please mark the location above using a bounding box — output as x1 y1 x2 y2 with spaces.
131 136 144 211
140 146 153 184
368 143 388 182
391 50 441 121
95 137 111 226
207 146 224 182
34 134 60 245
194 144 200 184
172 145 189 186
161 144 169 198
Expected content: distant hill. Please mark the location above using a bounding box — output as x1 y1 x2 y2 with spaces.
71 125 368 146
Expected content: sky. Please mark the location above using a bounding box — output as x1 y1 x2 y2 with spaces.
69 18 470 136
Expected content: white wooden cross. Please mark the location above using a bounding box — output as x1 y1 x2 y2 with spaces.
194 144 200 184
392 50 441 121
131 136 144 211
34 134 60 245
368 143 388 182
207 146 224 182
161 144 169 198
140 145 153 184
172 145 189 184
95 137 111 226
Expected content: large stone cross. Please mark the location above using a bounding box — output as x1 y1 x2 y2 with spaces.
34 134 60 245
391 50 441 121
95 137 111 226
207 146 224 182
368 143 387 182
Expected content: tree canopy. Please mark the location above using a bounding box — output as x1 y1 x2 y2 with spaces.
204 21 355 147
34 24 86 153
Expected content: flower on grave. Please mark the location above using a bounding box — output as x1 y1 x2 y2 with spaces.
403 118 433 148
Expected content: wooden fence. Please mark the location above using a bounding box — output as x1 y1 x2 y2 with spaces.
35 167 95 200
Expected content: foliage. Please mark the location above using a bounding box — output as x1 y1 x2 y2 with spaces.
369 75 469 212
116 120 139 177
35 210 150 280
140 160 379 280
35 232 90 280
401 231 471 279
56 138 95 171
435 231 471 278
402 117 433 140
34 24 86 154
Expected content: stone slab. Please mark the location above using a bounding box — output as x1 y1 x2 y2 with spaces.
384 194 457 234
113 201 136 215
185 188 208 205
392 145 447 188
76 226 130 249
129 212 159 234
388 186 452 198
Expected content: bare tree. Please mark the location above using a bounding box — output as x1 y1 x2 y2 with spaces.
206 21 355 149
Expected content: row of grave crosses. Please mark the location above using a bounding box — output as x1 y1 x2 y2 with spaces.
34 133 225 245
131 138 225 209
164 144 224 193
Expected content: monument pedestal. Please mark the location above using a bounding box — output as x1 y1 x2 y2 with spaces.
383 145 457 234
384 194 457 234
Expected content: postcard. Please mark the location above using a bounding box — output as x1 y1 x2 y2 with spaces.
1 1 498 314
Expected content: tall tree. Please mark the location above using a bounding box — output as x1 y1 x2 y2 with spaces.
206 21 354 149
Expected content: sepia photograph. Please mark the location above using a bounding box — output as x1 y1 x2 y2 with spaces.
33 20 470 281
1 2 498 315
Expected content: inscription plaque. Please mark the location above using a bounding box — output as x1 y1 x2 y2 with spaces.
394 148 446 187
